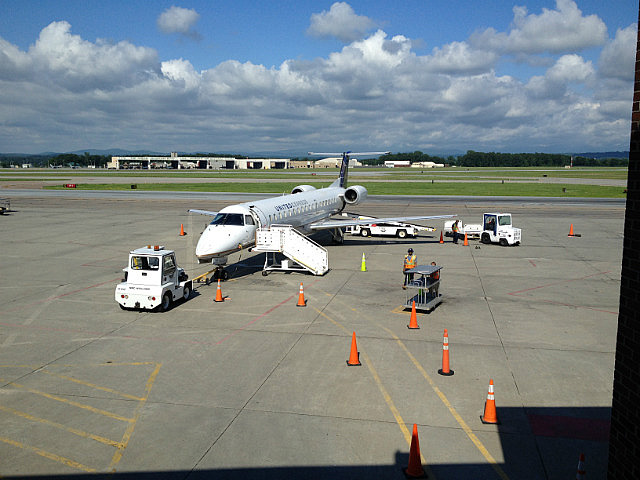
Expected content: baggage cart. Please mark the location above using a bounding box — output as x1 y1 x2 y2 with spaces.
403 265 442 312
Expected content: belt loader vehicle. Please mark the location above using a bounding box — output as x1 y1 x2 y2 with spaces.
115 245 192 311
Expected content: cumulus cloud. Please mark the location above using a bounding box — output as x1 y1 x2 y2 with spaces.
157 6 201 40
1 21 159 91
599 23 636 81
526 54 594 99
307 2 376 43
471 0 607 55
0 10 634 154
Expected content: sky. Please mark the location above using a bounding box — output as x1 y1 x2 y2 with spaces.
0 0 638 155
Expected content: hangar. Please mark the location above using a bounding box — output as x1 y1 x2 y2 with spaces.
108 152 289 170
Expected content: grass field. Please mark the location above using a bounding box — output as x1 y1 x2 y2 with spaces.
3 166 627 198
0 166 628 180
44 181 626 198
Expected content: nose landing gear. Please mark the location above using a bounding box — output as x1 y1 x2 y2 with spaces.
196 266 230 285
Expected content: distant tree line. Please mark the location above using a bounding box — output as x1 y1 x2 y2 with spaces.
369 150 628 167
1 150 629 168
0 152 111 168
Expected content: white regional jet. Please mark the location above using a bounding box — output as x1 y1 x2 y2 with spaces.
189 152 454 280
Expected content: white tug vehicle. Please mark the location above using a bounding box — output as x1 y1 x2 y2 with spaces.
115 245 192 311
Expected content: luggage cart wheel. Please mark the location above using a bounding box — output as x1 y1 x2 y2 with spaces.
262 270 269 276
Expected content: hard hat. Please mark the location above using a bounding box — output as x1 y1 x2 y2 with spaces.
408 248 413 254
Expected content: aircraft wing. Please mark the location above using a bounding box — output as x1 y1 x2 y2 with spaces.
309 214 455 230
188 209 218 217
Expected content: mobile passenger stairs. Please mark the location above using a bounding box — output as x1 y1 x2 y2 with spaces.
253 225 329 276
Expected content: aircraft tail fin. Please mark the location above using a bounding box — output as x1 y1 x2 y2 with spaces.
308 151 390 188
335 152 350 188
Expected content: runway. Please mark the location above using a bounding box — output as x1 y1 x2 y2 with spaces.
0 191 623 479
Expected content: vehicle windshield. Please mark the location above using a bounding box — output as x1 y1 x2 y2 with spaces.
131 256 160 271
210 213 244 226
498 215 511 226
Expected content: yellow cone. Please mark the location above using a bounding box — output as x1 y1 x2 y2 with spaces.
361 252 367 272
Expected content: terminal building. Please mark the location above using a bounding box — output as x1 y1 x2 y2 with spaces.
108 152 289 170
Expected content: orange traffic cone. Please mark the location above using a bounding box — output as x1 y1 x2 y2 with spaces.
481 379 499 424
179 223 186 236
407 300 419 329
214 279 224 302
296 282 306 307
463 232 469 246
403 423 426 478
568 224 575 236
346 332 361 366
575 453 586 480
438 329 454 376
439 231 444 244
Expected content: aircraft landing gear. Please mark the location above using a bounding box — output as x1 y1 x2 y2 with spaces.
204 267 229 284
331 227 344 244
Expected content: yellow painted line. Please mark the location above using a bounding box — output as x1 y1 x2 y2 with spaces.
315 293 509 480
8 382 133 423
109 362 162 471
0 404 121 447
377 323 510 480
0 362 156 369
0 436 97 473
312 308 433 478
40 370 144 401
391 305 409 315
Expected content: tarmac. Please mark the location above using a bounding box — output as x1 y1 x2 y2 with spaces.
0 190 624 479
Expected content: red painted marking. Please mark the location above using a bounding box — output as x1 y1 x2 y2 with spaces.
528 260 536 267
3 277 121 314
528 414 610 442
2 280 320 348
215 294 295 345
507 271 618 315
508 271 611 296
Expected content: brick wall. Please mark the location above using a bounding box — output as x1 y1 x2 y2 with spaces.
608 8 640 479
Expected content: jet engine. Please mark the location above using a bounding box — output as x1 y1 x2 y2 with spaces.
291 185 317 194
343 185 368 205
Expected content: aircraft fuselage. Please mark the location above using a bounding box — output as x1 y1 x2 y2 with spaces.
195 186 348 263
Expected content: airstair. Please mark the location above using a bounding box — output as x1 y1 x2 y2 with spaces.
253 225 329 276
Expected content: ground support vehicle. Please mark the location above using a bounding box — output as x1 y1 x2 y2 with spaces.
345 216 435 239
403 264 443 312
443 219 483 238
0 198 10 215
480 213 522 246
115 245 192 311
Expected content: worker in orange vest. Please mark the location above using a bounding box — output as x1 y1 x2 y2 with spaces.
428 261 440 296
403 248 417 289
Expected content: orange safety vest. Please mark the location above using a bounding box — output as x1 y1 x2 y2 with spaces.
404 254 417 270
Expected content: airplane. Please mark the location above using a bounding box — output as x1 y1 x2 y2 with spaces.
189 151 454 281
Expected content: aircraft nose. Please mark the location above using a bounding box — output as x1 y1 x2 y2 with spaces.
196 226 245 258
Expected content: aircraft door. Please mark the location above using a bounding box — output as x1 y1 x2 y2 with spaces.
249 206 267 229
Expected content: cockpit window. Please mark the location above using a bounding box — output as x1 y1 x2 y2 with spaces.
210 213 244 226
244 215 255 225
